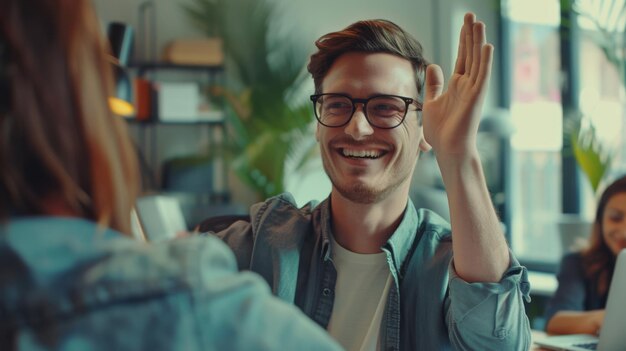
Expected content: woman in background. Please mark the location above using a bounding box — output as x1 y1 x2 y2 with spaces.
0 0 341 350
545 175 626 335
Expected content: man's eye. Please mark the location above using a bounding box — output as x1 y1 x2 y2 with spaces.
370 103 403 116
327 102 350 109
372 104 397 111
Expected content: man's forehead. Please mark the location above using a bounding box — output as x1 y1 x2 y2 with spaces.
321 52 419 96
329 51 413 69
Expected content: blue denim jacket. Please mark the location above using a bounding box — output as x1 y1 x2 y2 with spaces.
0 217 342 350
215 193 532 350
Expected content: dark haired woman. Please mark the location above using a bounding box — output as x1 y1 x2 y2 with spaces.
545 175 626 335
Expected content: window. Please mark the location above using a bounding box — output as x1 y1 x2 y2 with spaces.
577 11 626 217
503 0 564 265
504 0 626 267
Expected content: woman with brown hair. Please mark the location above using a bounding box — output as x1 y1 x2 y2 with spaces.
0 0 139 235
0 0 341 350
545 174 626 335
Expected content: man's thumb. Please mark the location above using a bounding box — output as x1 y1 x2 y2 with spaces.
424 64 444 102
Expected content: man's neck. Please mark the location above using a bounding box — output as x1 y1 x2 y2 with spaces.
330 189 408 254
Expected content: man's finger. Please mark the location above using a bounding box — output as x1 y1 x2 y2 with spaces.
463 13 476 75
470 22 486 82
453 25 466 75
476 44 494 90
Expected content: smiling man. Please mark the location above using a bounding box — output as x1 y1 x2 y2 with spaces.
214 13 531 350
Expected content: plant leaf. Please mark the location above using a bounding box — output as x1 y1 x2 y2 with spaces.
571 122 613 193
183 0 318 199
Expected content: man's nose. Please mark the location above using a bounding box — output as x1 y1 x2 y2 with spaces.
344 104 374 140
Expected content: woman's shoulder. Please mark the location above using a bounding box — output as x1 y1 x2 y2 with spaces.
556 251 587 279
560 251 586 269
561 251 584 264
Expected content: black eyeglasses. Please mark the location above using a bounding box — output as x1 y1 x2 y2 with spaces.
310 93 422 129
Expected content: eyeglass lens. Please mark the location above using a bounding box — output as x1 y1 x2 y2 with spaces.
315 95 408 128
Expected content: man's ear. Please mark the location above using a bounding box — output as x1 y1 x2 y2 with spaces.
416 125 431 152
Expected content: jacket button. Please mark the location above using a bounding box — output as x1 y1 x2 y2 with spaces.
322 288 332 296
494 327 509 339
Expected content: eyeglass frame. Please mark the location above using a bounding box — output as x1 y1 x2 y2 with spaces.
309 93 422 129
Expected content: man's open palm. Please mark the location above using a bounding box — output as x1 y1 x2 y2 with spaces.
422 13 494 157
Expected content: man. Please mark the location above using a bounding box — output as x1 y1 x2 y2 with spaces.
215 13 531 350
0 0 342 349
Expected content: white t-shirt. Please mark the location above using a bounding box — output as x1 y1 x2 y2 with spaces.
327 239 392 351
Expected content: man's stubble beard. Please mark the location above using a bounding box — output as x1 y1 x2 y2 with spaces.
323 159 413 204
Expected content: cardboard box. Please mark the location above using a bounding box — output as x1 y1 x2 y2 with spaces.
162 38 224 66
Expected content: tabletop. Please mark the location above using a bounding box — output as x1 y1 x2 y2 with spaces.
531 329 550 351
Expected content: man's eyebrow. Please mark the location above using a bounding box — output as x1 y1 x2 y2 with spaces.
322 92 416 98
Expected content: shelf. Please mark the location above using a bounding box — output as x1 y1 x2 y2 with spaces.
125 118 226 126
129 61 224 75
126 61 230 203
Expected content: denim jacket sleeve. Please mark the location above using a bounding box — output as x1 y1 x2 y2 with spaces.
2 217 340 351
192 235 342 350
210 219 256 270
445 249 532 351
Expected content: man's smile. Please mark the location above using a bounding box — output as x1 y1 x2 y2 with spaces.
340 148 387 159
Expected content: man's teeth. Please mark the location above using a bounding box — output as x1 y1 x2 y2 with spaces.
342 149 381 158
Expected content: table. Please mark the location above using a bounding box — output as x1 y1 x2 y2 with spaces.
531 329 550 351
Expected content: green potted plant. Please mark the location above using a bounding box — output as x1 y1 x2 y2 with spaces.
183 0 318 200
566 115 614 194
567 0 623 194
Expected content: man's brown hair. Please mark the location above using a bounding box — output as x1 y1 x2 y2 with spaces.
307 19 429 98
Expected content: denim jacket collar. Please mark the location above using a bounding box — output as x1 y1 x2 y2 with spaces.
383 199 421 279
315 197 421 278
317 197 333 262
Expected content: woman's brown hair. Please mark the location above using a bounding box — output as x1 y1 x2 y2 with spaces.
0 0 139 235
581 174 626 295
